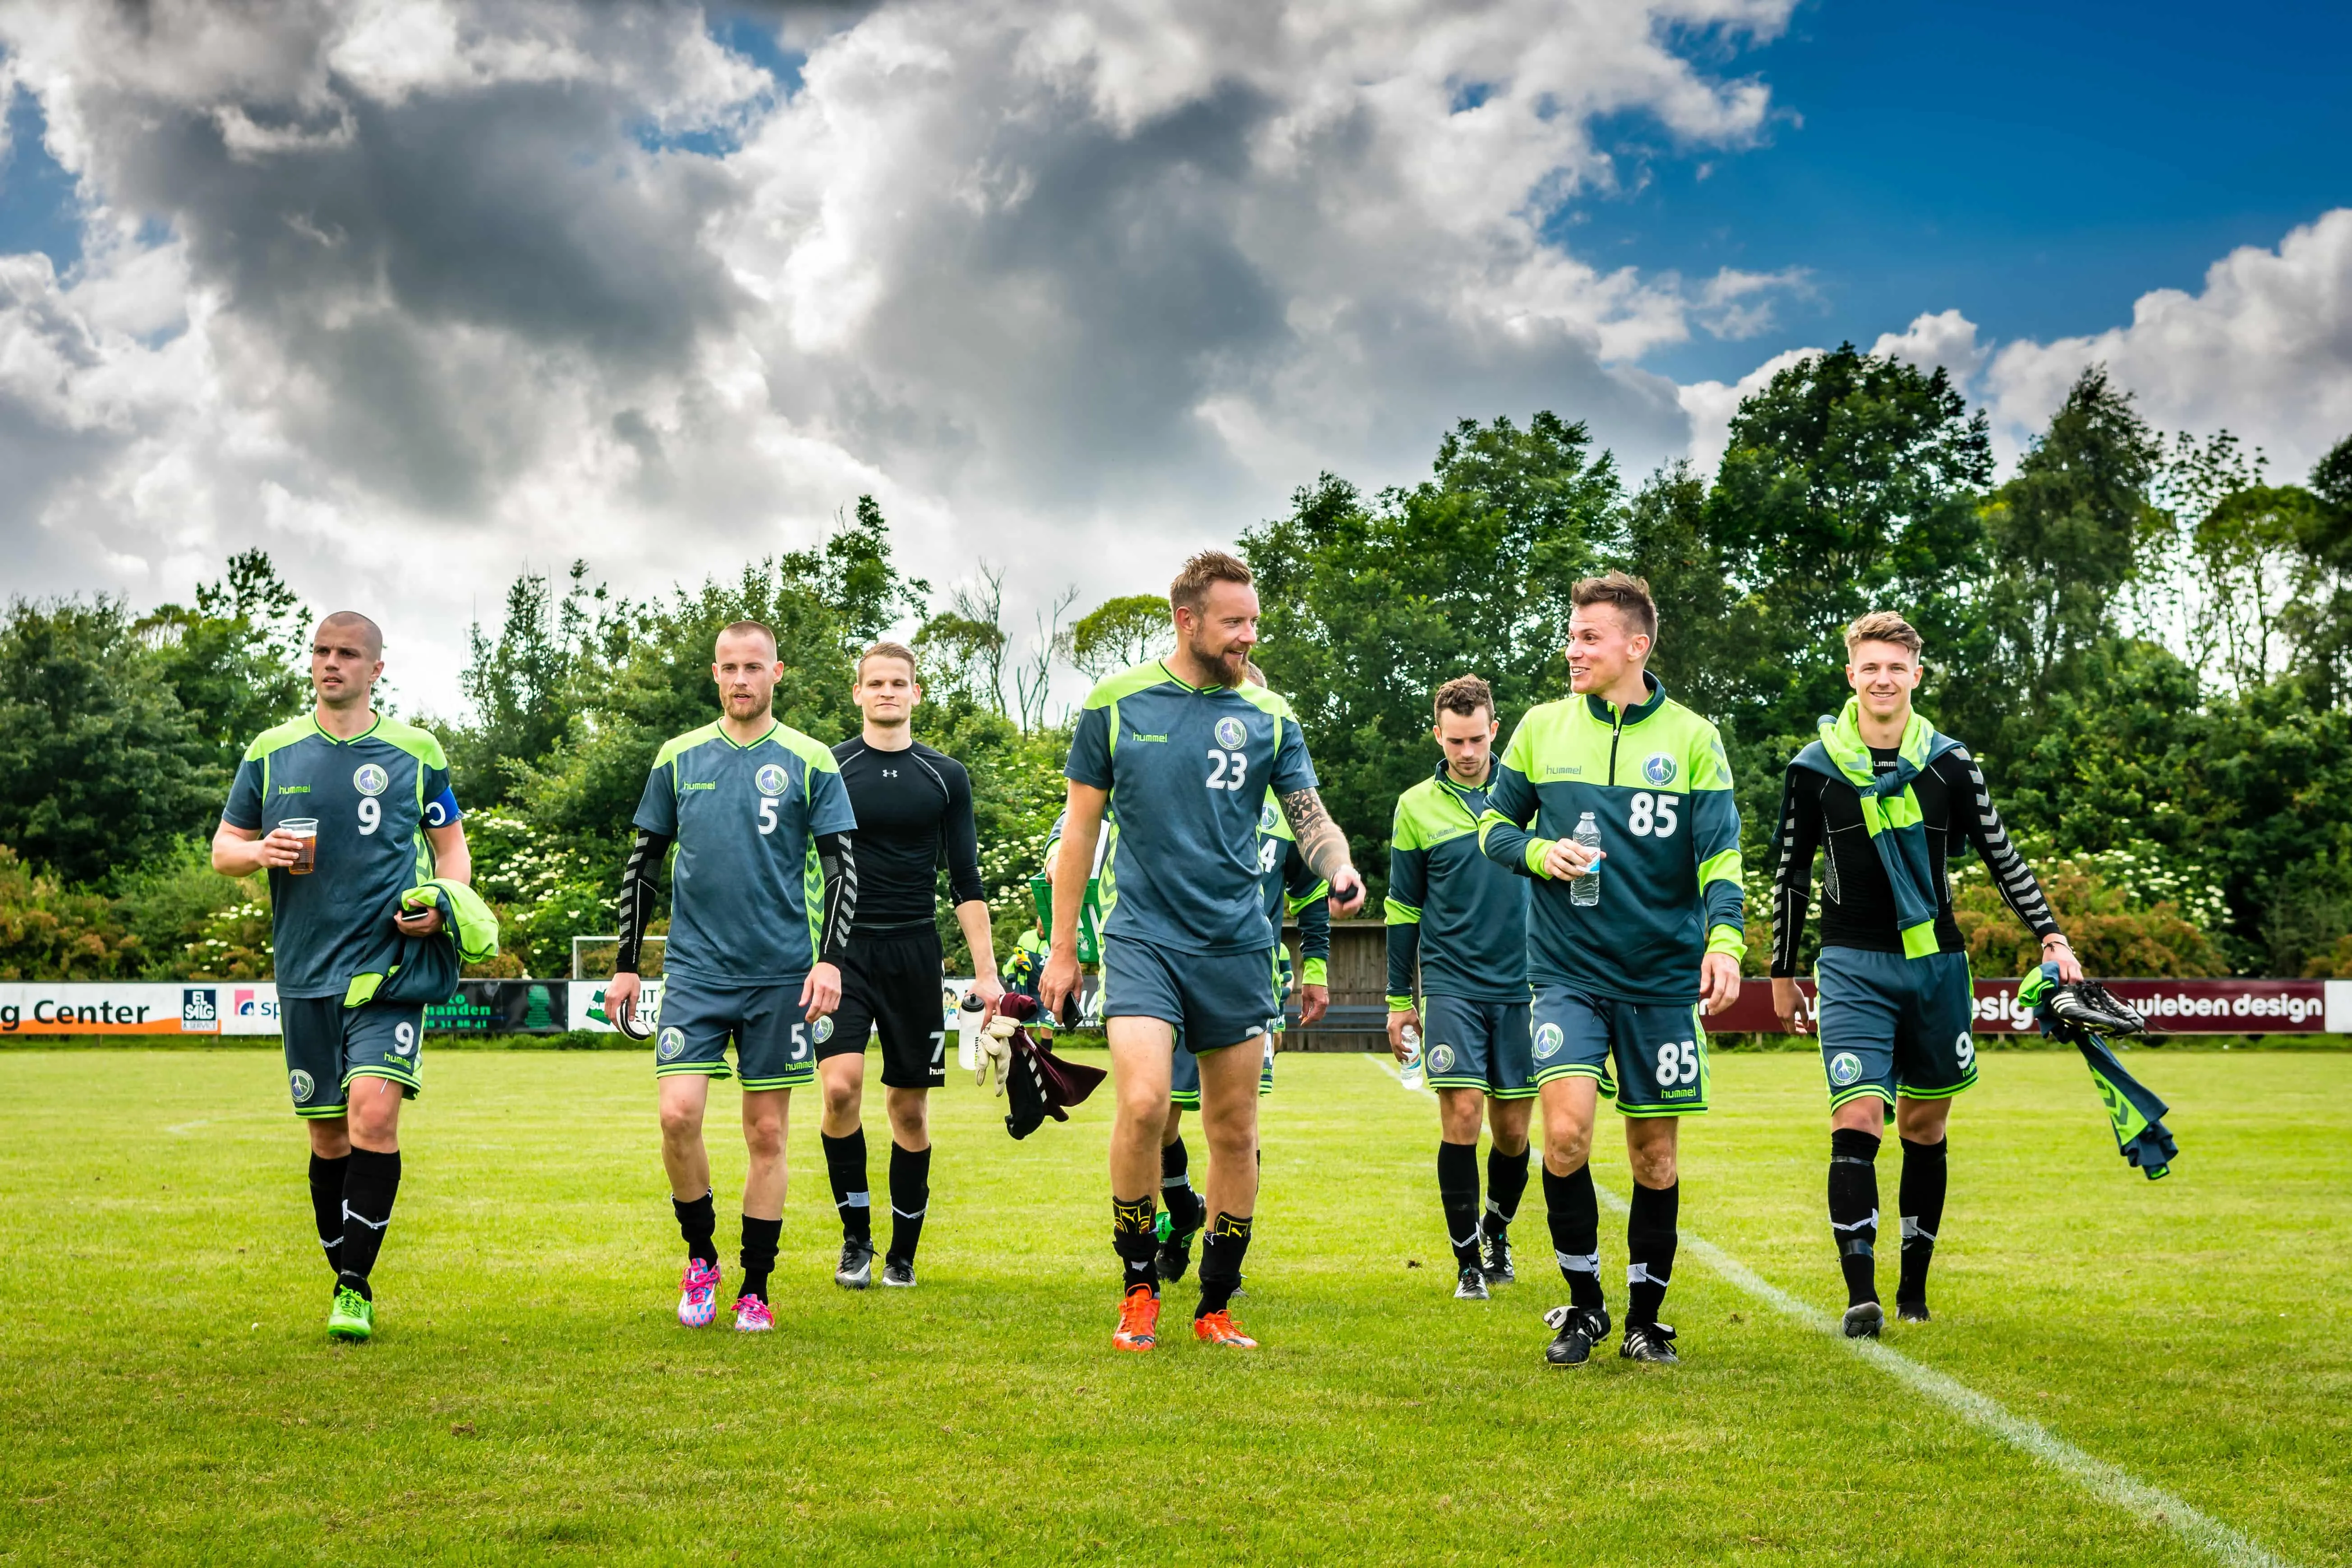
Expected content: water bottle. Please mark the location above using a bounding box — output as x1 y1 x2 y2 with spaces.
956 990 985 1073
1399 1021 1425 1090
1570 811 1602 907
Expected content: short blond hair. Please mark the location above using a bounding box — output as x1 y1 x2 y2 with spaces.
1845 611 1923 659
1170 550 1253 614
856 640 919 681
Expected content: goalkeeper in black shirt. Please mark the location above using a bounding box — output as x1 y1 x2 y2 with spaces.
817 643 1005 1290
1770 612 2080 1336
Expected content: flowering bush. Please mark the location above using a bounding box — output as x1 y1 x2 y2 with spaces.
464 810 623 976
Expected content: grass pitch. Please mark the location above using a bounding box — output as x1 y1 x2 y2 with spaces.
0 1047 2345 1566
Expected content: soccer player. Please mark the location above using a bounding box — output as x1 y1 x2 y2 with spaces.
1040 550 1364 1353
1769 612 2081 1336
1386 674 1533 1304
1477 573 1743 1366
605 621 858 1334
212 612 470 1343
1156 782 1331 1284
818 642 1003 1290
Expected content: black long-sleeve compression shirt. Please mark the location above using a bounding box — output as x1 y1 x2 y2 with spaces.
1769 743 2059 977
829 737 984 931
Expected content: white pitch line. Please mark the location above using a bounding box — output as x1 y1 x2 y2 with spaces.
1364 1050 2292 1568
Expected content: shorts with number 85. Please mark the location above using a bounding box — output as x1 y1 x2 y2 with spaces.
1527 985 1710 1117
281 997 426 1117
650 978 819 1091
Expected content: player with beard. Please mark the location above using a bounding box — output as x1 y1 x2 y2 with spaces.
1042 551 1364 1352
817 642 1004 1290
606 621 858 1334
1477 574 1744 1366
213 612 471 1342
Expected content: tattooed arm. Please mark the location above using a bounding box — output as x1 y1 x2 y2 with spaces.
1280 786 1366 917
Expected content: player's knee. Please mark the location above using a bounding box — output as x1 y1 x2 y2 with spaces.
1545 1123 1592 1171
658 1101 702 1144
743 1114 785 1162
1627 1140 1678 1189
822 1080 859 1122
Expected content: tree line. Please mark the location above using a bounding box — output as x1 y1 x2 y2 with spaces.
5 345 2350 984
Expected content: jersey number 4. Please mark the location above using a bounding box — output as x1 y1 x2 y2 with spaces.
1205 750 1248 791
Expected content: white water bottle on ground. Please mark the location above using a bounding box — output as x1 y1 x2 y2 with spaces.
1399 1022 1425 1090
1570 811 1602 907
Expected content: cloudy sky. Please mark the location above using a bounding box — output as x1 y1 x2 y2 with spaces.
3 0 2349 712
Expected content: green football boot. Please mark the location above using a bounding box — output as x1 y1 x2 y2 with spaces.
327 1286 375 1342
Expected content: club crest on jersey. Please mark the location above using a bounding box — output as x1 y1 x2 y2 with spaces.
1214 716 1247 750
289 1070 315 1103
1533 1022 1564 1060
1830 1051 1863 1087
1429 1043 1456 1074
353 763 389 796
1642 753 1677 786
1258 800 1279 832
657 1026 685 1061
754 763 787 796
812 1016 834 1044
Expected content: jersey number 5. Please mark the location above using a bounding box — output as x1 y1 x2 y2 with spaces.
756 798 778 836
1205 750 1248 791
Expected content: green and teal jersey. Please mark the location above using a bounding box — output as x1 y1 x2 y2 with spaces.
1477 674 1744 1005
1387 760 1528 1007
633 721 858 985
222 713 460 1000
1064 662 1318 954
1257 791 1331 986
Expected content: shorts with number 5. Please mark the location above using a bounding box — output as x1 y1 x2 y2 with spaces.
1528 986 1709 1117
650 978 819 1091
280 997 427 1117
1813 946 1976 1110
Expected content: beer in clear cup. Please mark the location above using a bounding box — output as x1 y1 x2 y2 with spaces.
283 818 319 874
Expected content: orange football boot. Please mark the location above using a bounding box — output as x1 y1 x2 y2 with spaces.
1192 1309 1259 1348
1113 1287 1161 1352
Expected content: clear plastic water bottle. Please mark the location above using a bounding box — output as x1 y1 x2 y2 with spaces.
1570 811 1602 907
1399 1021 1425 1090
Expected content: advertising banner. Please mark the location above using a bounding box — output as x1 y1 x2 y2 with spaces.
0 982 283 1036
1706 977 2347 1035
571 977 663 1033
428 980 571 1036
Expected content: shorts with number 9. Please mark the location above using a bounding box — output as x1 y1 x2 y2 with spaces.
650 978 820 1091
280 997 427 1117
1528 985 1710 1117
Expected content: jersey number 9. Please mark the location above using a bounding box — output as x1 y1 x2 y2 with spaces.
1205 750 1248 791
756 798 779 835
1627 791 1678 838
357 797 381 836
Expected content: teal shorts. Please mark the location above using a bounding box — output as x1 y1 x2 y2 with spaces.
282 997 424 1117
654 977 819 1092
1814 946 1978 1109
1101 938 1279 1055
1421 996 1536 1099
1529 986 1709 1117
1168 1029 1274 1109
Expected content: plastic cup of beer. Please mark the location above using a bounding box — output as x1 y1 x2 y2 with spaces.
282 818 319 874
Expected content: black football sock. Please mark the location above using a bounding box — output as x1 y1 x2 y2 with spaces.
336 1147 402 1301
738 1215 782 1303
1625 1178 1679 1328
1438 1140 1483 1271
1160 1136 1206 1236
887 1142 931 1266
308 1151 350 1278
672 1189 718 1269
823 1129 872 1247
1113 1194 1159 1295
1483 1143 1531 1242
1897 1136 1948 1305
1543 1164 1603 1312
1196 1213 1253 1318
1829 1128 1882 1306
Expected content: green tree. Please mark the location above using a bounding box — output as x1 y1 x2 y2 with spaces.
1705 344 1994 741
453 561 616 808
0 598 216 885
137 549 311 781
1067 593 1170 679
1242 413 1623 893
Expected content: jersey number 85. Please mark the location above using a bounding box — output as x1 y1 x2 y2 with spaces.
1627 791 1678 837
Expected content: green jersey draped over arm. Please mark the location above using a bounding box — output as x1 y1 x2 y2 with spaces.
1063 661 1318 956
221 714 461 998
1476 675 1743 1004
633 721 859 985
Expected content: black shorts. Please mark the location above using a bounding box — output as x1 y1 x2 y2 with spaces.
821 925 948 1089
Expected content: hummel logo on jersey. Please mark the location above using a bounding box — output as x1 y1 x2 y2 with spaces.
277 784 311 794
682 781 716 791
1541 764 1583 778
1127 731 1168 743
